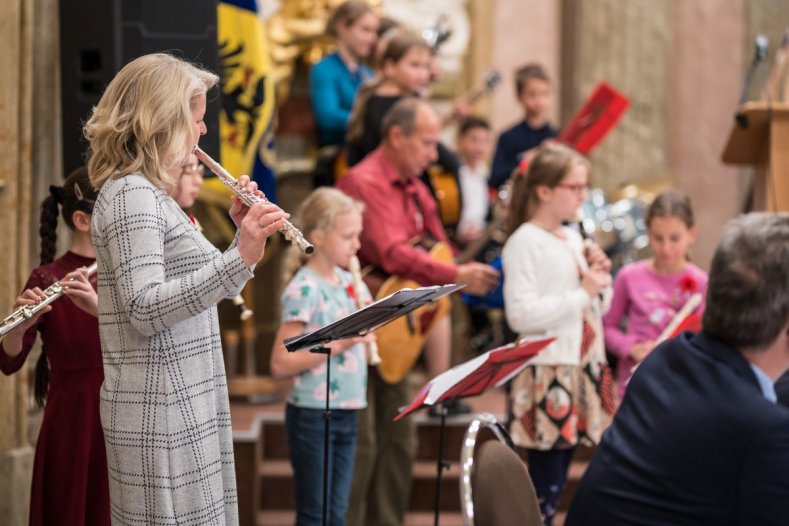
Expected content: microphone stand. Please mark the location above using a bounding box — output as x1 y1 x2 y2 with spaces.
736 35 769 129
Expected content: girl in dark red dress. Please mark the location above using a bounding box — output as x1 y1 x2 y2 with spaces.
0 167 109 525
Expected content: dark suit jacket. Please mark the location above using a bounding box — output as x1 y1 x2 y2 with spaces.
566 331 789 526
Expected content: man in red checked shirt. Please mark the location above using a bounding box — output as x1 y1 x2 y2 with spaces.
338 97 499 526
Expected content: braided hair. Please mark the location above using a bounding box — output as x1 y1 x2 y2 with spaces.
35 167 97 407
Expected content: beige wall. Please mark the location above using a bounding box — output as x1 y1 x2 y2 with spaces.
0 0 34 522
0 0 63 523
670 0 746 269
489 0 561 132
563 0 672 194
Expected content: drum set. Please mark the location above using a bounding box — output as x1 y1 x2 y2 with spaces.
580 187 650 274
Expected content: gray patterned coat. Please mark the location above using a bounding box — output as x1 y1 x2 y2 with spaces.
92 174 252 525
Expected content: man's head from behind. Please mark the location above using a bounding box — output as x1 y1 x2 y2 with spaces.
703 213 789 354
381 97 440 181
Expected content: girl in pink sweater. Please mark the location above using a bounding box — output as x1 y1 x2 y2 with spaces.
604 190 708 399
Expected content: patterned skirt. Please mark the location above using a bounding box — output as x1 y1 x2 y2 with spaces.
510 316 616 450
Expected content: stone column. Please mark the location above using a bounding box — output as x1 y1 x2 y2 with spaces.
0 0 35 524
466 0 495 118
489 0 561 133
669 0 746 268
562 0 672 192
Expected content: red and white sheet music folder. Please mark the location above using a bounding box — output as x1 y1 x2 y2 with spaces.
395 336 555 421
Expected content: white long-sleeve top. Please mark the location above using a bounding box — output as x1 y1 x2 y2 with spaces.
457 162 490 233
502 222 612 366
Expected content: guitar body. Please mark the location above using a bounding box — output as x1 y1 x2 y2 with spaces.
426 70 502 233
373 242 454 384
427 165 462 229
332 146 350 182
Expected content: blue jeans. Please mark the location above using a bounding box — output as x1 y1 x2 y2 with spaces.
286 404 358 526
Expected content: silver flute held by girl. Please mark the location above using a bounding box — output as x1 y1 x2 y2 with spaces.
0 262 98 337
193 146 314 255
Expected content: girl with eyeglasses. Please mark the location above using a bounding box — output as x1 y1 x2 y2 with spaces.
502 142 616 526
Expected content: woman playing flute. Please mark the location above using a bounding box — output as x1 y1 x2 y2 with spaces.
84 52 287 524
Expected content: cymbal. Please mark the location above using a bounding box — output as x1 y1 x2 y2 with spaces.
608 177 672 203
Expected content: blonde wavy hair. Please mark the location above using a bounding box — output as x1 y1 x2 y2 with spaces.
84 53 219 191
281 187 365 287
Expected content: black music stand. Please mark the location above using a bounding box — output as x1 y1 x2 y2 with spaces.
284 283 465 526
395 336 555 526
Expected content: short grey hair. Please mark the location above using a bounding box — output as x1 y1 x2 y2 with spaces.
381 96 425 140
703 212 789 351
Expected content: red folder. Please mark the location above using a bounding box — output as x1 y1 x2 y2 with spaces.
668 313 702 338
517 82 630 175
395 336 554 420
557 82 630 154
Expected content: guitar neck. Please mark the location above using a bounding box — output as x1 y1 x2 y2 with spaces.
463 86 488 105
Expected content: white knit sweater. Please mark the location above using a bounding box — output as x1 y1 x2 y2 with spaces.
502 222 612 366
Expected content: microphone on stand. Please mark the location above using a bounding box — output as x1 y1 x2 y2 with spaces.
736 35 769 129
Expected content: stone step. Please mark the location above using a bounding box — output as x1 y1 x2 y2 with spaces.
257 510 465 526
258 412 496 462
252 416 593 514
233 389 586 526
259 459 463 511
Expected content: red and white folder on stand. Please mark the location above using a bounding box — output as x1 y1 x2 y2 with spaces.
395 336 555 421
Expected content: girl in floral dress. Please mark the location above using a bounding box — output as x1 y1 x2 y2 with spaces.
604 189 708 399
502 143 616 525
270 187 374 526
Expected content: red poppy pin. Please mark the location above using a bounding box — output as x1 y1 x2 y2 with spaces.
345 283 356 302
679 275 697 293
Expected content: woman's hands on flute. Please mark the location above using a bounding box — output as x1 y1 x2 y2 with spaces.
230 174 289 267
237 203 289 267
229 175 262 228
62 268 98 316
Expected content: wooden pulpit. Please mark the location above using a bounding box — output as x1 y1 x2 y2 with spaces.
722 101 789 211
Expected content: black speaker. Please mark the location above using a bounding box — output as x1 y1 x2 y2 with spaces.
59 0 220 175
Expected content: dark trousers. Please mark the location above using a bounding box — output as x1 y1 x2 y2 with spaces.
345 368 415 526
527 447 576 526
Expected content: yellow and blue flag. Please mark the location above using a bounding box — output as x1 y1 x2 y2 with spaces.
215 0 277 202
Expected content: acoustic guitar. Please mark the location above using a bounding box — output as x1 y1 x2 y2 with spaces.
428 70 502 229
364 242 455 384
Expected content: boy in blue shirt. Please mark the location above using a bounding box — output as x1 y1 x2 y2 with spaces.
490 63 556 188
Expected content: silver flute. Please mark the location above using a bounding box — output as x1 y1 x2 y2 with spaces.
0 262 98 337
193 146 314 255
